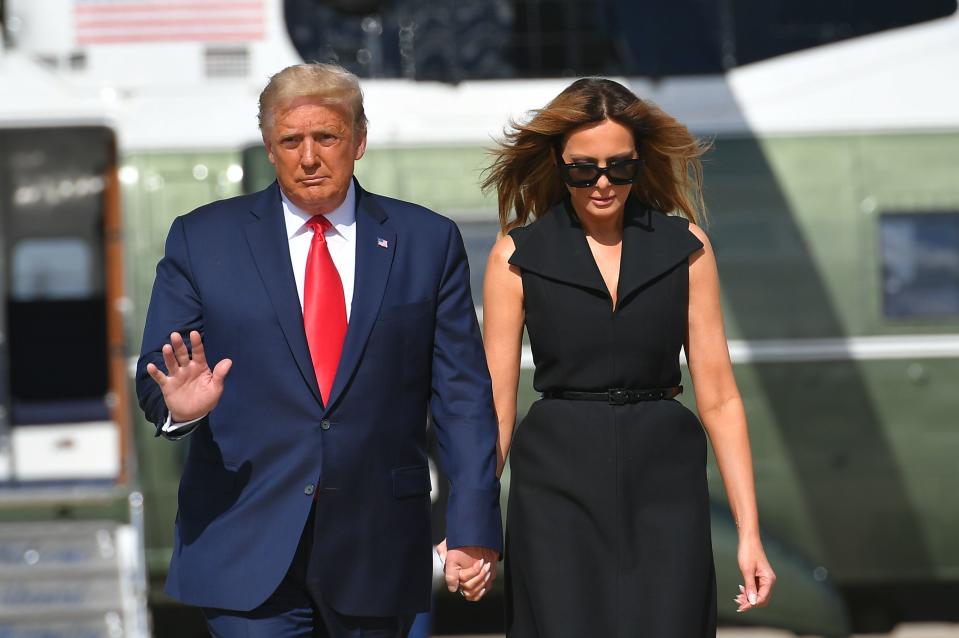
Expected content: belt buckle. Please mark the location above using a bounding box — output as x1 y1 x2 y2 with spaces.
607 388 629 405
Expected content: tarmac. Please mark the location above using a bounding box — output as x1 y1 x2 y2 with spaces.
452 625 959 638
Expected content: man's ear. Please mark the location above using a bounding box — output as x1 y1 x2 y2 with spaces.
353 128 368 161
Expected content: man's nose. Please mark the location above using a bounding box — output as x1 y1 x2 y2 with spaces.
300 141 320 168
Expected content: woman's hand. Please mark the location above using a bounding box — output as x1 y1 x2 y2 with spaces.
438 539 497 602
734 535 775 612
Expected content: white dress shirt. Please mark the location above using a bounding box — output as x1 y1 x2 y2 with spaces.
282 181 357 320
162 181 358 434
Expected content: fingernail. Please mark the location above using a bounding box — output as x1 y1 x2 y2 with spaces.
748 593 758 605
738 585 745 593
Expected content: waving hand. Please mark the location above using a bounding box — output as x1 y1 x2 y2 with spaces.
145 330 232 422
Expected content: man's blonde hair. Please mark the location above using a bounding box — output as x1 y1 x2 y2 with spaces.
258 63 368 135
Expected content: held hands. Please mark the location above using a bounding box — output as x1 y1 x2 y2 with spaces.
436 539 497 602
734 535 776 613
145 331 232 422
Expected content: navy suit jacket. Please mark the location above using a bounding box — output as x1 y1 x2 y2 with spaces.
136 180 503 615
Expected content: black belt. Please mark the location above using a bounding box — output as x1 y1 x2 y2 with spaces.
542 386 683 405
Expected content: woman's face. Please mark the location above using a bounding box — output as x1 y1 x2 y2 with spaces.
560 118 638 222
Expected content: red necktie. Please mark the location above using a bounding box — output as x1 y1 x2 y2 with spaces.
303 215 347 405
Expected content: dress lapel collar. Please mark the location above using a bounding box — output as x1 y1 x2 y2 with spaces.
508 197 705 305
617 198 704 303
507 199 608 296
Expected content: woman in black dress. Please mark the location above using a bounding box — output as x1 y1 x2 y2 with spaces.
481 78 775 636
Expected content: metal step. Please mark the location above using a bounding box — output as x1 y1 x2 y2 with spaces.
0 496 149 637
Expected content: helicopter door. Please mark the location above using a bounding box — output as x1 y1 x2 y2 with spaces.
0 126 122 485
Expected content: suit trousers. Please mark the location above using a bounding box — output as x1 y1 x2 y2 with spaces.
203 505 415 638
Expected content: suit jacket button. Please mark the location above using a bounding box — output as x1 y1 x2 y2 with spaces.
304 484 315 495
320 419 331 430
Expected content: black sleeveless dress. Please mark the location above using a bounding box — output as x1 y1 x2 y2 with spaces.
504 197 717 637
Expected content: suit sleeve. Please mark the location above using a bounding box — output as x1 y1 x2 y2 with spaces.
429 220 504 555
135 215 208 440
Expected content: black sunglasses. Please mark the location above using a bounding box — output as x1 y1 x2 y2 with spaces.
557 157 644 188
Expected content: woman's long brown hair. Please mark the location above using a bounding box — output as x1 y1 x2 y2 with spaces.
483 78 709 232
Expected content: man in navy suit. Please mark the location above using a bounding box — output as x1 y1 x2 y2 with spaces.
136 63 502 637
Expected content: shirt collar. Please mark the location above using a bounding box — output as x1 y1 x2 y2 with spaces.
281 179 357 241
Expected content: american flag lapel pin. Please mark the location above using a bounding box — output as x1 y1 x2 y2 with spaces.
377 237 389 249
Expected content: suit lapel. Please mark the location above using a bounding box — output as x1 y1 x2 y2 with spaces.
243 182 323 406
325 182 395 413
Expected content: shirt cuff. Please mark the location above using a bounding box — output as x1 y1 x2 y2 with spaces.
162 413 206 432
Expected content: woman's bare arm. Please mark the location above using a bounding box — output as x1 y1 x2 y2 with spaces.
686 222 775 609
482 234 525 478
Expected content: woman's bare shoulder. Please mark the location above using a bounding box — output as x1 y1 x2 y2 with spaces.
686 221 711 249
488 232 518 268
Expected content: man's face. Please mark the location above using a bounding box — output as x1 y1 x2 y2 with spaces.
263 97 367 214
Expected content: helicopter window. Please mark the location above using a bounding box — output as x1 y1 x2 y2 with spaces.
11 239 94 301
880 211 959 318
